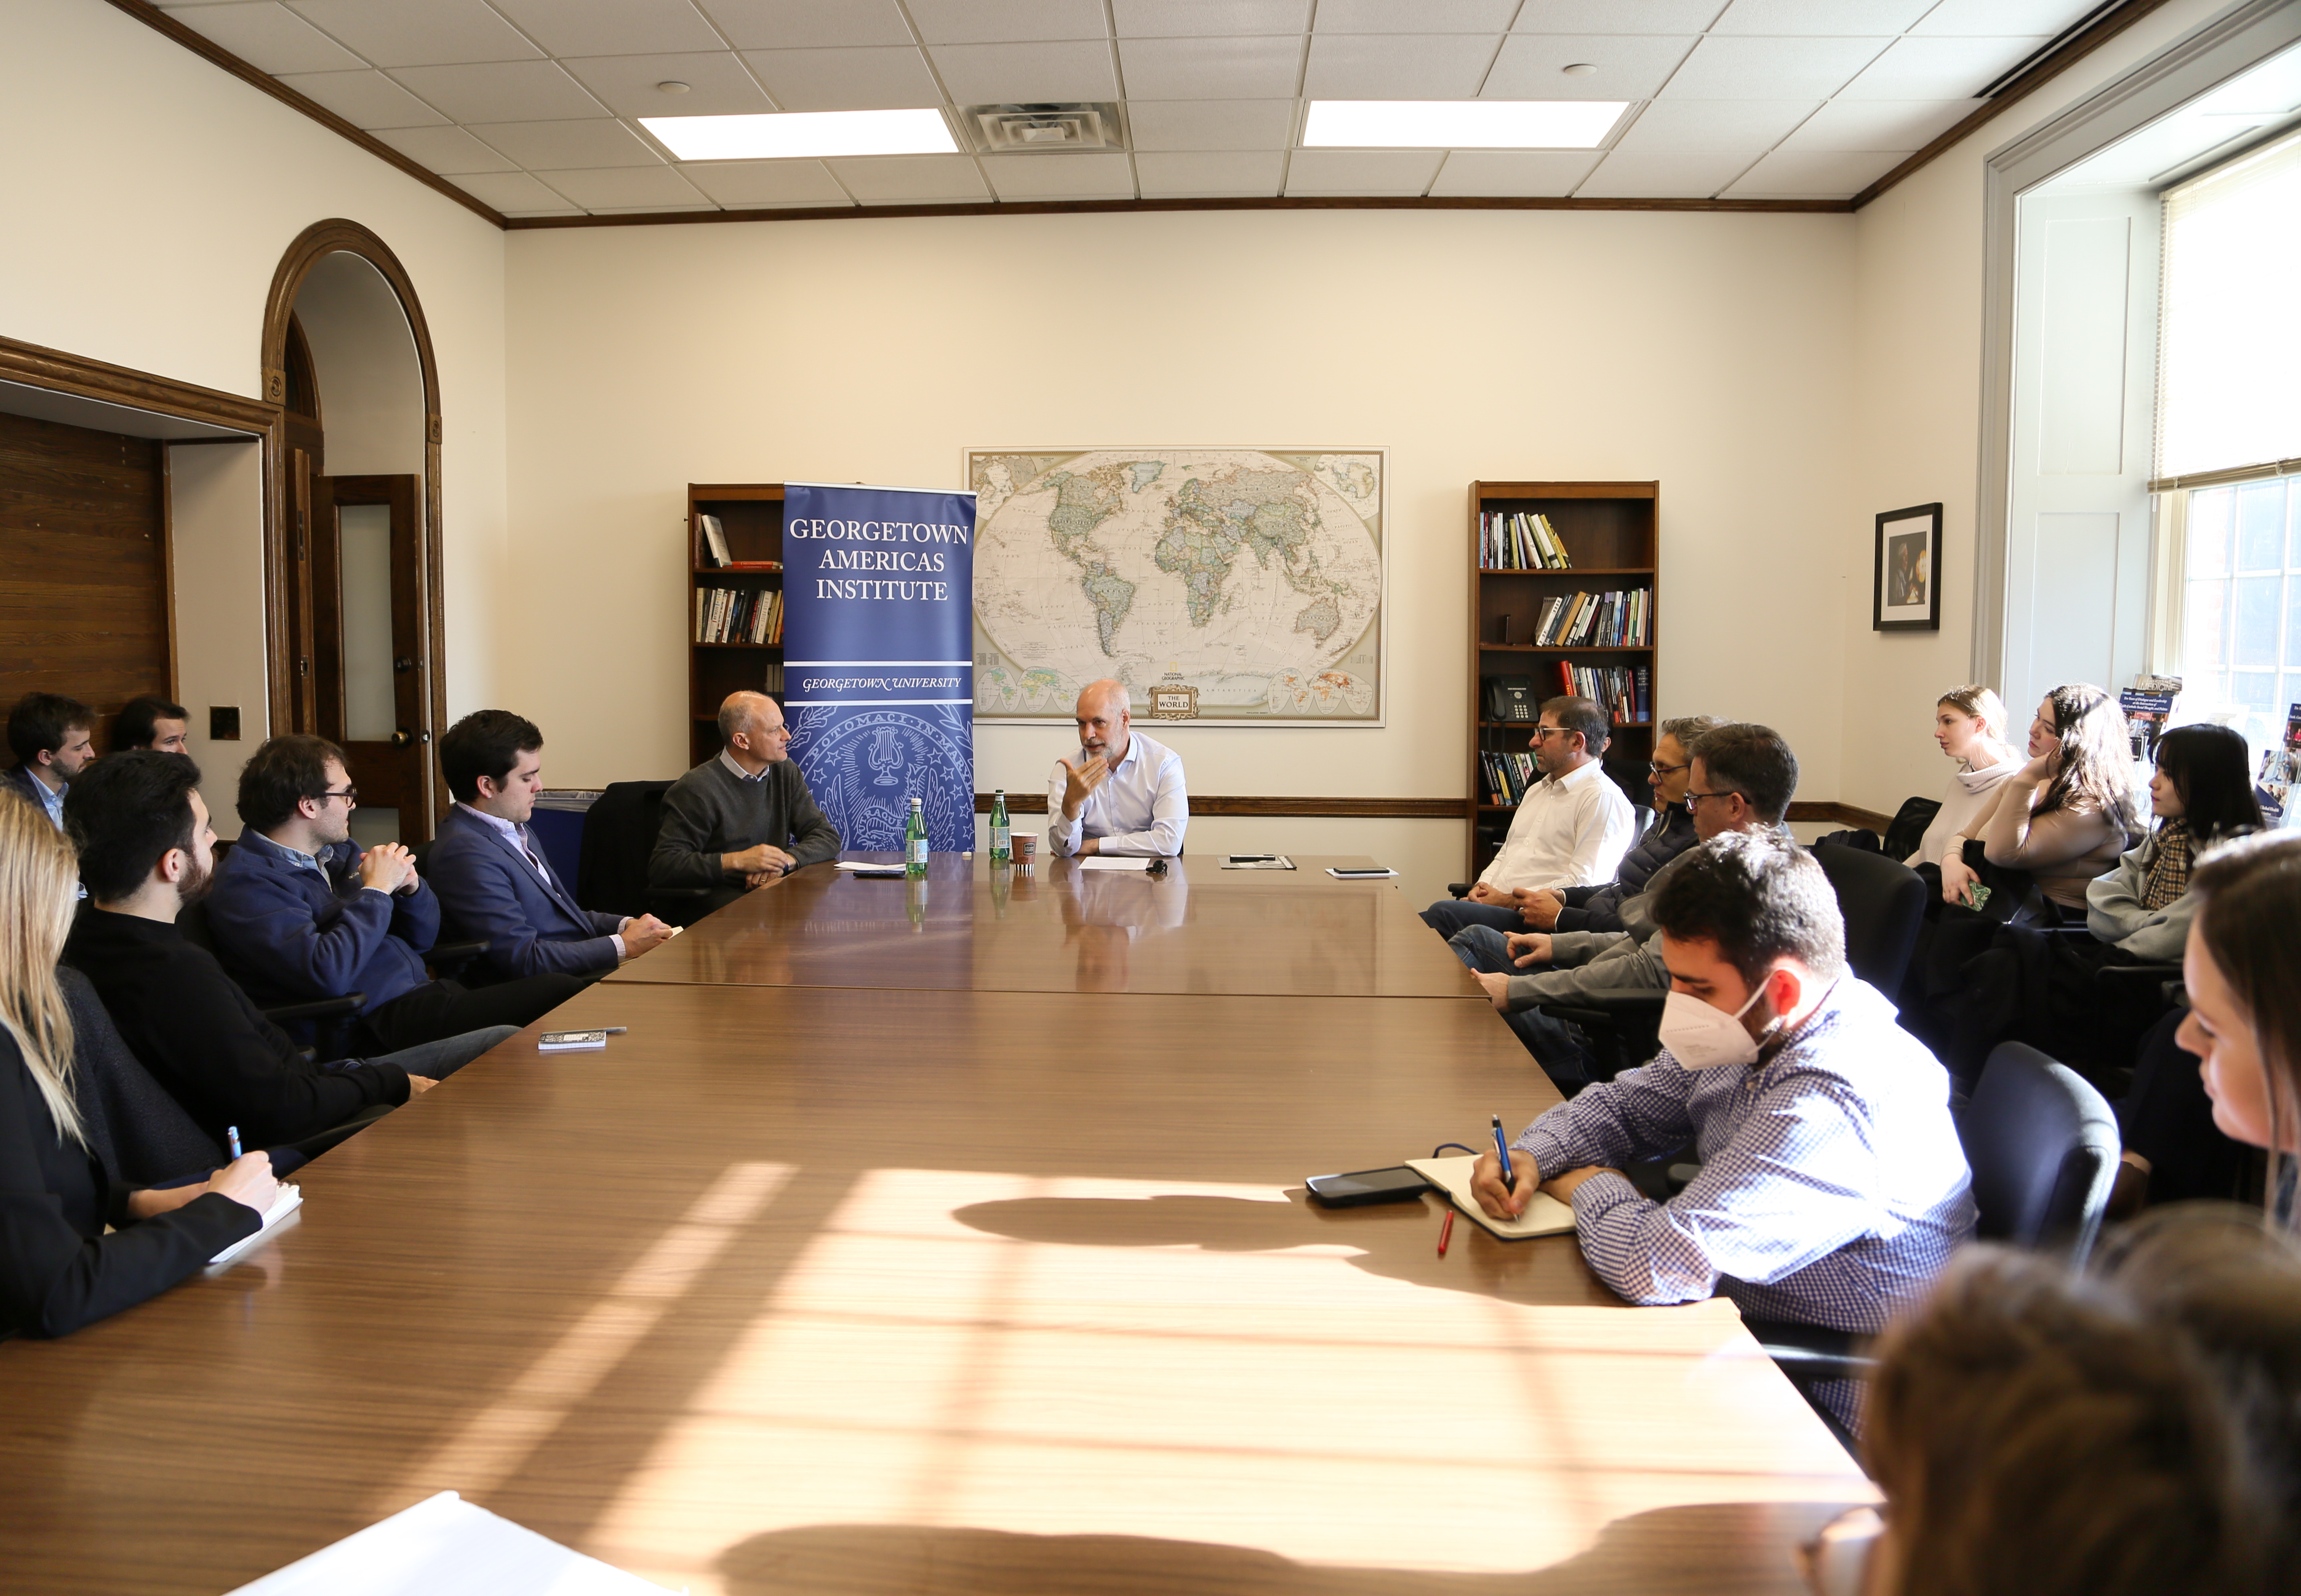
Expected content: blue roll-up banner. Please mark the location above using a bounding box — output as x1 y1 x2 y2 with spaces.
781 482 976 853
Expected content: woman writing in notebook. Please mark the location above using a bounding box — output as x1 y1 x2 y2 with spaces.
0 790 279 1339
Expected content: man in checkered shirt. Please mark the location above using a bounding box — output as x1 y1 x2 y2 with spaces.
1473 831 1974 1341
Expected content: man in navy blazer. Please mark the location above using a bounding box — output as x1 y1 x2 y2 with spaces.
205 734 586 1055
425 711 676 981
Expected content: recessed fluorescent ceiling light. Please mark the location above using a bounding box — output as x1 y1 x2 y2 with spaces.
1303 100 1626 149
641 109 956 160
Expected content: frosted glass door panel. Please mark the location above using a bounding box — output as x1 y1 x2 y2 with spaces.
340 502 397 742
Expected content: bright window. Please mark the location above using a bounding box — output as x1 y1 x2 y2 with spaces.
2180 476 2301 759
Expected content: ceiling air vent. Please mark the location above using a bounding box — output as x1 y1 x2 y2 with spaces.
963 103 1129 154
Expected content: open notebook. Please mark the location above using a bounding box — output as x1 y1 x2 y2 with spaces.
1404 1156 1575 1241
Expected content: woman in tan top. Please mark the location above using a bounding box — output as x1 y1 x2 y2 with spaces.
1941 683 2136 914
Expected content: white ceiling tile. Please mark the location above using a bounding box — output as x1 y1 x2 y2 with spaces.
1708 0 1932 35
825 154 993 201
1113 0 1309 39
485 0 726 58
928 40 1120 101
528 165 714 207
1302 33 1498 98
1572 147 1756 196
160 3 365 74
1126 98 1295 149
284 0 543 67
1514 0 1725 32
741 46 943 110
583 203 722 212
1133 148 1283 194
693 0 914 49
675 158 854 204
275 69 451 127
500 205 588 214
1117 35 1302 99
1775 98 1969 151
1910 0 2097 36
903 0 1110 45
1610 98 1818 152
981 151 1137 198
559 52 774 117
446 170 578 209
370 124 521 172
1659 34 1889 99
1283 149 1442 194
1720 146 1900 196
469 118 663 167
1837 34 2051 99
387 60 610 120
1313 0 1517 32
1481 33 1695 100
1428 149 1603 195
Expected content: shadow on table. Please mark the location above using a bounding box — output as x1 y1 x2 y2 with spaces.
950 1190 1619 1308
713 1499 1861 1596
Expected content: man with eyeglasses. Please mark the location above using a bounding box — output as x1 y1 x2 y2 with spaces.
206 734 587 1056
1510 714 1724 936
1449 722 1799 1084
1422 696 1635 941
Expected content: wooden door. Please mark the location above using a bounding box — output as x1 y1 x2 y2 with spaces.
316 473 433 842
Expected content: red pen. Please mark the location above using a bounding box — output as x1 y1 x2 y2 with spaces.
1437 1207 1455 1257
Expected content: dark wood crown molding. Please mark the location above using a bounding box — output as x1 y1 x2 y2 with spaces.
101 0 506 228
0 331 276 433
1853 0 2178 209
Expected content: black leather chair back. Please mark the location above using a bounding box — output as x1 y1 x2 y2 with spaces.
1879 795 1941 864
1812 843 1926 998
577 779 678 919
1958 1042 2120 1266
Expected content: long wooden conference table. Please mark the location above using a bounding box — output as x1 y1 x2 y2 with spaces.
0 853 1869 1595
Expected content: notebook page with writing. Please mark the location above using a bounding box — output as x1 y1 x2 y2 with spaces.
1405 1156 1574 1240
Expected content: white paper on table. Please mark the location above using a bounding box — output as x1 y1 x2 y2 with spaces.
832 858 902 870
225 1491 682 1596
207 1183 302 1266
1073 856 1156 871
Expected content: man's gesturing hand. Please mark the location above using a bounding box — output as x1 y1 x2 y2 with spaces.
1503 931 1552 967
1519 888 1564 929
359 842 417 895
722 843 796 877
1057 754 1109 820
619 914 677 957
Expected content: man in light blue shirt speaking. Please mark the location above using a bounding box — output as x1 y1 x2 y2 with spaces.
1048 679 1189 858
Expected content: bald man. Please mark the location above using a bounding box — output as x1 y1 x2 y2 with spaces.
1048 680 1188 857
650 691 841 912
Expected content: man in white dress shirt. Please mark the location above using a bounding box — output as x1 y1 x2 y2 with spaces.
1422 696 1635 940
1047 680 1188 857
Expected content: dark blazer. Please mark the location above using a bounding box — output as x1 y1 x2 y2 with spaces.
0 1027 256 1339
63 907 410 1148
2 763 58 821
59 966 227 1188
205 832 438 1015
426 804 623 979
1553 804 1702 934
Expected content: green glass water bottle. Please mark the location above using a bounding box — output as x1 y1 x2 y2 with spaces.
904 795 928 878
989 788 1011 864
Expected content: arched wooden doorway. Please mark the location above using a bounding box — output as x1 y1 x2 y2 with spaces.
260 220 449 841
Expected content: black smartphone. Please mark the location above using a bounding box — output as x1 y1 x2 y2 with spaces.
1305 1166 1430 1207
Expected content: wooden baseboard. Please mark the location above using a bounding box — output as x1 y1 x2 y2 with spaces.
1786 801 1896 833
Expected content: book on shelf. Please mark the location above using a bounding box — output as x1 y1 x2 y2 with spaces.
1477 511 1572 571
1479 749 1542 806
693 585 785 644
698 513 731 568
1545 660 1649 724
723 559 780 571
1528 588 1651 647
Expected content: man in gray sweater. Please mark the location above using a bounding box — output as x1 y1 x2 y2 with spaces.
649 692 841 915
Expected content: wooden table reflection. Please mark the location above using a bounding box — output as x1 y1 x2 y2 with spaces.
610 855 1481 999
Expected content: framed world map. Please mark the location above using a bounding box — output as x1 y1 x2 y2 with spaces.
966 447 1388 726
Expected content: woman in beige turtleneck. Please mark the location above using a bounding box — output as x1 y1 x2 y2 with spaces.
1942 683 2137 914
1910 685 2022 876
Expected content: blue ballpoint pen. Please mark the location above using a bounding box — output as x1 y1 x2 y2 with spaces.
1490 1113 1515 1188
227 1125 243 1159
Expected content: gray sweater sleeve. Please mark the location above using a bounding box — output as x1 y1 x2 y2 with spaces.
648 771 736 888
1504 933 1669 1010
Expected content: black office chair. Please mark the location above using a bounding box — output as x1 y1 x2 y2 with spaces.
1536 843 1927 1083
577 780 713 926
1749 1039 2121 1421
1878 795 1941 864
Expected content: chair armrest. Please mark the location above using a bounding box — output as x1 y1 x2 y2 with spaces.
1746 1319 1879 1381
426 939 489 963
1446 882 1472 900
262 993 366 1024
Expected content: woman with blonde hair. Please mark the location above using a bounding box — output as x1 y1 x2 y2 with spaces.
1942 683 2137 915
0 788 278 1338
1907 685 2022 873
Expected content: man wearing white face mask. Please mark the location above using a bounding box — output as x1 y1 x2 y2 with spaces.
1470 832 1973 1363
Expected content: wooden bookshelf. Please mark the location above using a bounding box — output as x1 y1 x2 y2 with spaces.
1466 481 1660 882
687 483 785 769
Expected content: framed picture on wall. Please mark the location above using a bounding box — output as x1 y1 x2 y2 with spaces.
1873 503 1943 632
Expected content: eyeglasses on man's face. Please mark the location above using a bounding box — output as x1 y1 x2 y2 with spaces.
1648 760 1689 776
1683 788 1735 812
317 785 357 806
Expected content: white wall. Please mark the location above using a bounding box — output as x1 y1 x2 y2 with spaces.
505 207 1858 904
167 440 267 838
1840 0 2236 819
0 0 509 713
